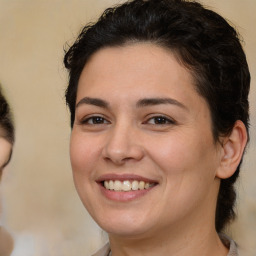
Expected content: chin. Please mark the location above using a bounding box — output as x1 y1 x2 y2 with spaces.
102 224 149 238
95 212 153 237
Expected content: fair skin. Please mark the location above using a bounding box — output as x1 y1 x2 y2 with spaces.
0 137 12 178
0 136 13 256
70 43 247 256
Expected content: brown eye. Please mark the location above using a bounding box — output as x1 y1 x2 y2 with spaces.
147 116 175 125
82 116 110 125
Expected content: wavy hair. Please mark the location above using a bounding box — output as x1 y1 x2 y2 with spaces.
64 0 250 232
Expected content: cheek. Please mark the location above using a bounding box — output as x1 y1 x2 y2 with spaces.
69 132 102 211
147 133 218 220
70 132 101 179
146 131 217 187
146 133 196 173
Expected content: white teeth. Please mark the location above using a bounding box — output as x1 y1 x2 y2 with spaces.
139 181 145 190
104 180 109 189
109 180 114 190
132 180 139 190
113 180 122 191
103 180 153 191
122 181 131 191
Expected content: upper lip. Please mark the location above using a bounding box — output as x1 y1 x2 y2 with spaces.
96 173 158 183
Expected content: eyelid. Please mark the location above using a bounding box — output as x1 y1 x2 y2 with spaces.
143 114 176 125
80 114 111 125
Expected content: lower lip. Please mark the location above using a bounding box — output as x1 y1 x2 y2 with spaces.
98 184 155 202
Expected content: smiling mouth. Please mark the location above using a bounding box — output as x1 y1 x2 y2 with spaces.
103 180 156 192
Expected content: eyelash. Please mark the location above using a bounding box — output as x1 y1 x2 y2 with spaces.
80 115 175 126
144 115 176 125
81 115 110 125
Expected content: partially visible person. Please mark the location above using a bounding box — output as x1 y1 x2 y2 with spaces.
0 86 15 256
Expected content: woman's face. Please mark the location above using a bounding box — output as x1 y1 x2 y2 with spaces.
70 43 222 237
0 137 12 175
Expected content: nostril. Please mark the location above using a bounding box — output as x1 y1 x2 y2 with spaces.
102 132 145 164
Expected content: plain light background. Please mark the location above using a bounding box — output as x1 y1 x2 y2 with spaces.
0 0 255 255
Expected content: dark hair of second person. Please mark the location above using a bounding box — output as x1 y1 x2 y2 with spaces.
0 87 15 145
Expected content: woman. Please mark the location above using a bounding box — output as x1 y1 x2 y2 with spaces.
0 86 15 256
64 0 250 255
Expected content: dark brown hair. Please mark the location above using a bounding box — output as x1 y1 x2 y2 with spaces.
64 0 250 232
0 86 14 144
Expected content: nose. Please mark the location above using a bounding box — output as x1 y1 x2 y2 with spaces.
102 123 144 165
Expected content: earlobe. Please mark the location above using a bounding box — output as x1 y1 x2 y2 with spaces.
216 120 248 179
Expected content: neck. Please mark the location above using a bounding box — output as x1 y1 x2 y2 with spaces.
108 214 228 256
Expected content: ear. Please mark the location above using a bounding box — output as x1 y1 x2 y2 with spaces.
216 120 248 179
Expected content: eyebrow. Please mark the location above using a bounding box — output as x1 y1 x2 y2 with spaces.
76 97 109 109
136 98 188 110
76 97 188 111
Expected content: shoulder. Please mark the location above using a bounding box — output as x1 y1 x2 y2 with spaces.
91 243 110 256
219 233 240 256
0 226 14 256
92 236 241 256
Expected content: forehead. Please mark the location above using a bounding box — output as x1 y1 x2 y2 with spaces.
77 43 198 100
83 43 190 75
